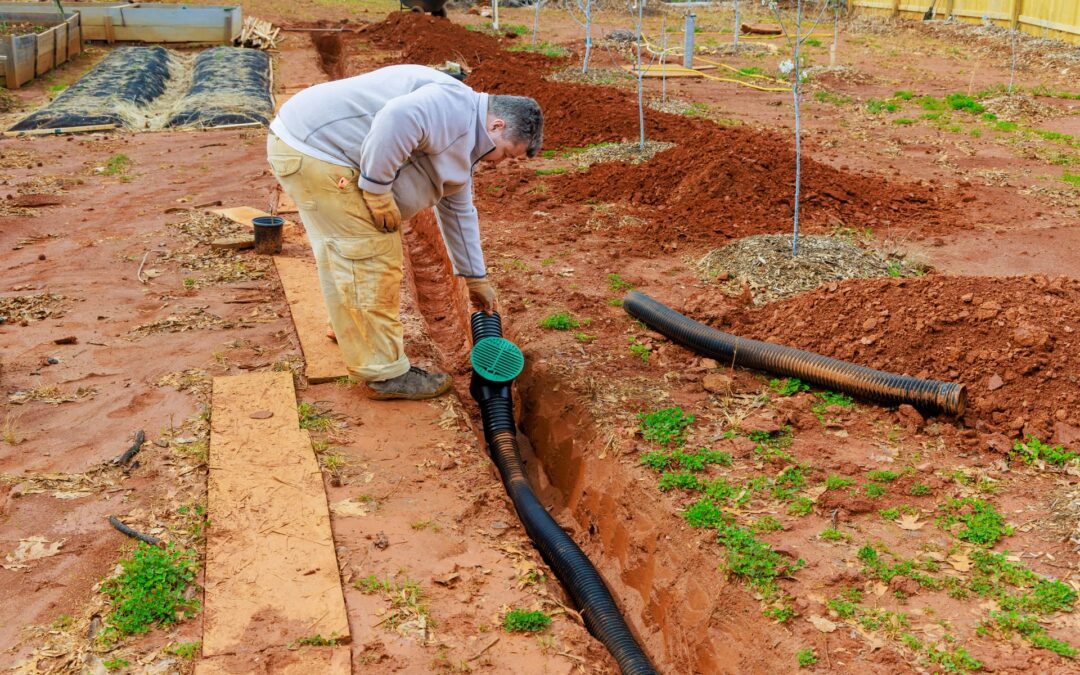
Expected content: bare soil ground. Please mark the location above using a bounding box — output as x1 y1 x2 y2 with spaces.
2 2 1079 674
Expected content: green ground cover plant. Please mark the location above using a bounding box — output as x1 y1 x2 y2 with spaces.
100 543 199 637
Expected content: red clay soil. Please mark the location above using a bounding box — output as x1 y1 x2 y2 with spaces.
684 274 1080 444
553 127 965 242
361 13 966 244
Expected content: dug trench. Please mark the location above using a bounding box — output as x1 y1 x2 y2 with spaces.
403 209 802 673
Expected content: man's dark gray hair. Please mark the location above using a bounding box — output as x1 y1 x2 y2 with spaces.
490 95 544 158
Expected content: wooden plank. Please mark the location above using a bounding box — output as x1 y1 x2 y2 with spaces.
211 205 269 227
3 124 118 137
276 190 298 214
195 646 350 675
35 29 55 77
54 22 67 66
203 372 349 656
273 256 349 383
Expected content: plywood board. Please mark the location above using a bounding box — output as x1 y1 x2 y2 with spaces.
203 372 349 657
211 206 270 227
195 646 350 675
273 256 349 383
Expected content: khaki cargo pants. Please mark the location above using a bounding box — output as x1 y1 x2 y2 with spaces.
267 133 410 382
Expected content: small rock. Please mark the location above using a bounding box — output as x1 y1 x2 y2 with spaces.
702 373 733 395
862 317 878 331
45 356 59 365
1012 323 1050 350
960 293 973 303
987 373 1004 391
897 404 924 431
373 531 389 550
975 301 1001 320
1052 422 1080 449
1009 417 1026 431
700 358 720 370
888 575 920 597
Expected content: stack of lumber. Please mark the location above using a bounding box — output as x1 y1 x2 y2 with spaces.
236 17 281 50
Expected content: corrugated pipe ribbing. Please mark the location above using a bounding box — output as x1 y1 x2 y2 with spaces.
623 291 965 417
468 312 657 675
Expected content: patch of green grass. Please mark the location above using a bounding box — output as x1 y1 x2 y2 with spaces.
681 101 710 117
353 574 391 594
717 521 804 597
297 402 334 432
768 377 809 396
1063 172 1080 186
607 272 634 292
100 543 199 636
811 391 854 419
925 643 983 672
606 297 623 306
820 528 847 541
103 154 132 177
292 634 339 647
752 515 783 533
879 507 900 521
887 261 904 277
507 41 567 58
771 465 807 501
937 498 1013 546
1011 435 1077 465
978 610 1077 658
638 407 693 447
766 604 796 623
858 544 940 588
797 648 817 668
628 338 651 362
866 98 900 114
825 475 853 490
503 608 551 633
813 89 853 106
995 120 1019 132
917 96 945 111
534 167 566 176
164 641 201 659
683 497 728 528
894 90 915 100
501 23 529 35
828 594 859 619
788 496 814 516
739 66 763 75
970 127 983 138
103 659 129 671
893 117 916 125
747 427 795 463
805 38 822 47
867 469 899 483
539 311 580 330
659 471 703 492
572 331 595 343
864 483 886 499
910 483 931 496
945 93 986 114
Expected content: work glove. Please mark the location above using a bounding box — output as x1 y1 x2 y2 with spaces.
361 189 402 232
465 276 497 315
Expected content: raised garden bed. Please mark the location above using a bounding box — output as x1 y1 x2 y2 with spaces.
0 10 81 89
0 3 241 46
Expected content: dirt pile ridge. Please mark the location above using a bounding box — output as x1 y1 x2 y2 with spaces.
690 274 1080 443
553 126 964 242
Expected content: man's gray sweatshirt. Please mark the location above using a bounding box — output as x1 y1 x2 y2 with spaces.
270 65 494 278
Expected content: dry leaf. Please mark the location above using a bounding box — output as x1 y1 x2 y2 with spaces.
947 554 973 572
3 536 66 570
872 582 889 597
329 499 372 517
808 615 838 633
897 514 926 530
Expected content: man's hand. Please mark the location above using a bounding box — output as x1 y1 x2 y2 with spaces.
465 277 497 315
361 190 402 232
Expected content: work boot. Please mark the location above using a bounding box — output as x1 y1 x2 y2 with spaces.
367 366 452 401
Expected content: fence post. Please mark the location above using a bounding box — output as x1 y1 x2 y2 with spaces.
1010 0 1023 30
3 35 16 90
683 13 695 69
891 0 900 17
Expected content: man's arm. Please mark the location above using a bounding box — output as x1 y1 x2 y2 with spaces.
434 182 486 279
359 84 461 194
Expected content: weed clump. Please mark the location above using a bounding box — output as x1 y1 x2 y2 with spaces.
937 498 1013 546
638 407 694 447
503 608 551 633
1011 435 1077 466
100 543 199 637
539 311 580 330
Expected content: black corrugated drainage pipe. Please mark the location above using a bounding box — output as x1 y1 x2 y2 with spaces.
623 291 966 417
468 311 658 675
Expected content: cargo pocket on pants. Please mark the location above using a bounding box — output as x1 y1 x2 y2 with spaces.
268 156 301 179
326 236 398 310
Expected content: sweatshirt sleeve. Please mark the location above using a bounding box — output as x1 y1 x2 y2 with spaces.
358 85 438 194
435 181 486 278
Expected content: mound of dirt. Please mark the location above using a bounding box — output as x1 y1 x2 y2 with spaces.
553 126 962 242
702 274 1080 443
360 13 967 241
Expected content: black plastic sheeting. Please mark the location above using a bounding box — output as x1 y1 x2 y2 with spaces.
166 47 273 128
9 46 172 131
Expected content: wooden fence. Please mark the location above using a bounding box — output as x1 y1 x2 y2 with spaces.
1 11 82 89
851 0 1080 45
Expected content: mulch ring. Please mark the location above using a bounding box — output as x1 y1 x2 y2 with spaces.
695 233 923 305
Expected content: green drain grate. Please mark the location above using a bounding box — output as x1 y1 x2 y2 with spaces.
470 337 524 382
